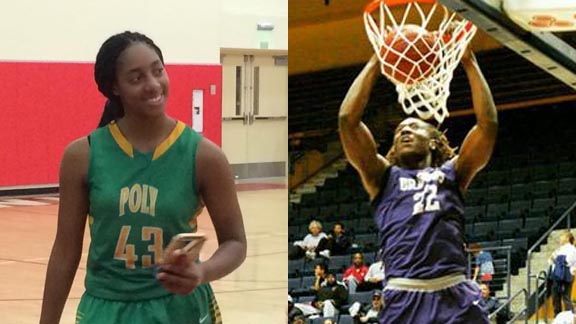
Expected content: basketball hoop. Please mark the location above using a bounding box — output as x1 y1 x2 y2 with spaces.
364 0 477 124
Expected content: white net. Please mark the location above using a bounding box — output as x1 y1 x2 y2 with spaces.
364 0 477 124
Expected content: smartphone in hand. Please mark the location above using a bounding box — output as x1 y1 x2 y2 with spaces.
162 233 206 265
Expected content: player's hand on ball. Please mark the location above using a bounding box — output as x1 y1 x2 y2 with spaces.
157 249 204 295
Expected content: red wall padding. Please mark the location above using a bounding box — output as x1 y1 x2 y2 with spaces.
0 62 221 187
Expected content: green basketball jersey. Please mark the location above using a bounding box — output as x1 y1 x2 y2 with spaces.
86 120 202 301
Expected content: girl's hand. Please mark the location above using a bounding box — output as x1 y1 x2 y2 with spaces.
157 249 204 295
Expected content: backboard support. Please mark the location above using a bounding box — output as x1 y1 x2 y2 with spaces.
438 0 576 90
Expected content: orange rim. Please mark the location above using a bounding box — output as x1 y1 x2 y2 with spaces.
364 0 436 13
443 21 475 42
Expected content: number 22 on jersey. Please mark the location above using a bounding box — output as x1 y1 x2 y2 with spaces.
413 184 440 215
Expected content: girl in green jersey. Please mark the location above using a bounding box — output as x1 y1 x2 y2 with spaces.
40 31 246 324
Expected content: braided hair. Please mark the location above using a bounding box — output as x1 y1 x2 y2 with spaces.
385 122 456 168
95 31 164 127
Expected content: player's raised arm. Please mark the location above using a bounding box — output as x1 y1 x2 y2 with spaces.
455 49 498 191
338 55 390 200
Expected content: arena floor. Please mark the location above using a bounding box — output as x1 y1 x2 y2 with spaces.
0 185 288 323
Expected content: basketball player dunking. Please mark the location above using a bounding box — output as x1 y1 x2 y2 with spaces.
339 48 497 323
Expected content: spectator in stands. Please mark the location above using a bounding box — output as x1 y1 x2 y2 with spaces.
470 243 495 284
363 256 385 291
311 263 328 294
339 48 496 322
290 295 323 321
317 222 352 258
322 319 336 324
313 272 348 318
549 231 576 316
289 220 328 260
480 283 510 324
288 295 304 323
348 290 384 324
343 252 370 294
291 315 307 324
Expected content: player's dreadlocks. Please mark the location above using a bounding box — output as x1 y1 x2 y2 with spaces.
385 123 456 168
94 31 164 127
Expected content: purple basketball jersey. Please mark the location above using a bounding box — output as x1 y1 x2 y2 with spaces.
373 160 467 279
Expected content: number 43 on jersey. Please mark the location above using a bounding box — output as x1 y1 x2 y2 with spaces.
114 226 163 269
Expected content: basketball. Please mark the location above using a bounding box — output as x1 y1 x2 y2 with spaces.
380 24 439 84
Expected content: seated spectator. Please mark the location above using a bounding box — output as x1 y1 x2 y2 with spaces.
289 220 328 260
311 263 327 294
323 319 336 324
288 295 304 323
291 296 321 320
291 315 307 324
470 243 494 284
363 257 385 291
349 290 384 324
313 272 348 317
480 283 511 324
317 222 352 258
343 252 369 294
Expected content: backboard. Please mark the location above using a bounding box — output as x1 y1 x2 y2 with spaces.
438 0 576 90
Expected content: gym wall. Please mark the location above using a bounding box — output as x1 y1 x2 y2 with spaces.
220 0 288 50
0 0 222 188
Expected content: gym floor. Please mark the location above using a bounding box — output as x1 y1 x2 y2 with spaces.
0 185 287 323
